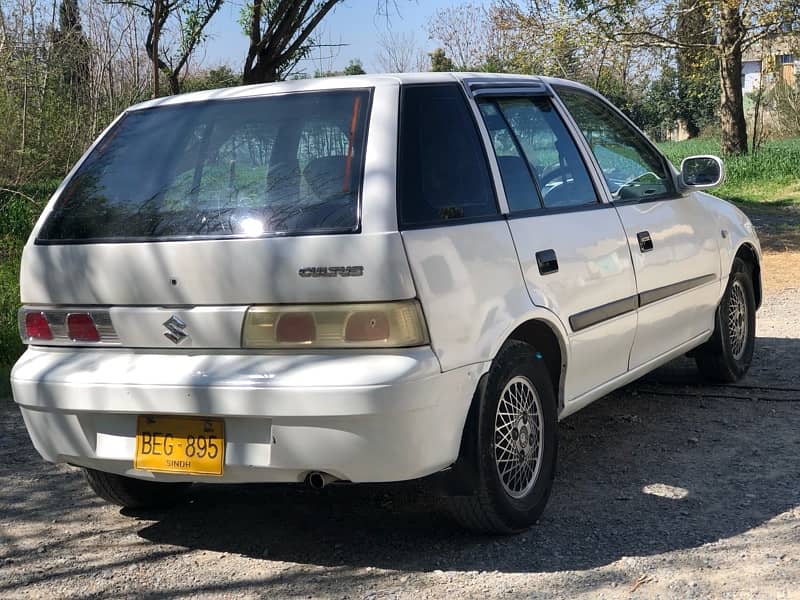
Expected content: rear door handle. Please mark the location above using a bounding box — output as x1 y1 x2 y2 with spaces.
536 249 559 275
637 231 654 252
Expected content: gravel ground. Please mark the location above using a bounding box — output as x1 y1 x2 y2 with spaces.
2 289 799 599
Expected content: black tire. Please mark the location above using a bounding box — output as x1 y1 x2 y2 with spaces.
84 468 191 509
695 257 756 383
445 340 558 534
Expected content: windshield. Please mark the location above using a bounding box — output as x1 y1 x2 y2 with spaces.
38 89 371 243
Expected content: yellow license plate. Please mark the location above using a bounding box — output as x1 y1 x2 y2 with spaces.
135 416 224 475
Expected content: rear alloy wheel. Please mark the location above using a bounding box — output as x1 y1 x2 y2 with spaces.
84 468 191 509
445 341 558 534
494 376 545 499
695 257 756 383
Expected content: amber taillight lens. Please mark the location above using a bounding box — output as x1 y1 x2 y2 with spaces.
242 301 429 349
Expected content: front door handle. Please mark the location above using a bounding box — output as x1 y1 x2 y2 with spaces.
637 231 654 252
536 249 559 275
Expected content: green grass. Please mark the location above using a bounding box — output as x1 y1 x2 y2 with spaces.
0 365 10 400
658 138 800 205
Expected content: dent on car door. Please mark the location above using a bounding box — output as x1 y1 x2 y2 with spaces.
476 95 638 402
396 83 535 371
556 87 722 369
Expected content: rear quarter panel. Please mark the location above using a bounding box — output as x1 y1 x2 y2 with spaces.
401 220 569 376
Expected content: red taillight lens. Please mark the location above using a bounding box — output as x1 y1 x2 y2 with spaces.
66 313 101 342
25 312 53 340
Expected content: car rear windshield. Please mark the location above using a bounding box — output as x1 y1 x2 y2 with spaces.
38 89 371 243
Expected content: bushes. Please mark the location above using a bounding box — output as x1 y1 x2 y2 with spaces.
0 182 55 370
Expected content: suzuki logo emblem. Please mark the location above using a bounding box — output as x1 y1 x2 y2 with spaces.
163 315 188 345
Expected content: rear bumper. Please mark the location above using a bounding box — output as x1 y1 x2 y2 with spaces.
11 347 481 483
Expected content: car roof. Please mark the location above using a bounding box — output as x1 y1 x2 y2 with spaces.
127 72 586 112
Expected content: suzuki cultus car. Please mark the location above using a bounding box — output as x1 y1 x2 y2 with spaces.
12 73 761 533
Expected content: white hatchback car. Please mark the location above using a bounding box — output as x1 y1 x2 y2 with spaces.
12 73 761 533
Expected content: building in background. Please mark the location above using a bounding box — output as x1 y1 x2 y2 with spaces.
742 33 798 93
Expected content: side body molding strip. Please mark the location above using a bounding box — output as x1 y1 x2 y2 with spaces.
569 296 638 332
569 273 717 333
638 274 717 307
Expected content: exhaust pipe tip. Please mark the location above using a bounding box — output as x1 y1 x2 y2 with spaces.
306 471 336 490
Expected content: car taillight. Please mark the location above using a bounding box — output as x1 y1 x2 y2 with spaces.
24 312 53 340
66 313 101 342
242 301 430 349
18 307 118 345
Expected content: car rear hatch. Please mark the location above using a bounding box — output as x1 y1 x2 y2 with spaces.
19 84 422 350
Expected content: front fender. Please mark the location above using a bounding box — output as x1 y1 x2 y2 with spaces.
695 192 762 304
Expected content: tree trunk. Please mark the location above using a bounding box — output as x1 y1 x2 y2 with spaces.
243 57 279 84
718 2 747 155
168 72 180 95
151 0 161 98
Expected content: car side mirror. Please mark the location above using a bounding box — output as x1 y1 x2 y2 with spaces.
680 155 724 189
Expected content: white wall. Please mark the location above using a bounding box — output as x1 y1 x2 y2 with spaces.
742 60 762 93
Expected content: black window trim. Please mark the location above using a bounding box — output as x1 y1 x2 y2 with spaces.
35 87 375 245
396 82 503 231
478 98 546 211
552 84 682 206
474 92 606 215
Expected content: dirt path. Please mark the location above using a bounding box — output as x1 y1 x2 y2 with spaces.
739 201 800 295
2 298 799 598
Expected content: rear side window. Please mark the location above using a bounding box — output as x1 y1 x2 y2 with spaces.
478 97 599 211
397 84 498 228
38 90 371 242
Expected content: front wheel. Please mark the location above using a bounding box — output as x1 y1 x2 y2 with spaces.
695 257 756 383
445 341 558 534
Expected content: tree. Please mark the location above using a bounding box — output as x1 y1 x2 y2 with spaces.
491 0 660 122
429 48 455 72
53 0 91 93
567 0 800 155
0 0 155 182
314 58 366 77
240 1 406 82
375 30 427 72
769 79 800 137
674 0 718 137
182 64 241 91
107 0 224 97
242 0 341 83
641 64 681 138
428 2 493 70
343 58 365 75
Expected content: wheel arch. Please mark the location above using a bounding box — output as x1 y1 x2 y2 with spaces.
504 319 567 414
733 242 762 309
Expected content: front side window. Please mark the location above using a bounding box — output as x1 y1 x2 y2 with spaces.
479 96 599 211
38 90 371 242
397 84 498 227
557 87 676 201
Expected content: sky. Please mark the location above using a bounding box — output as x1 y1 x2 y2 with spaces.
200 0 468 75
